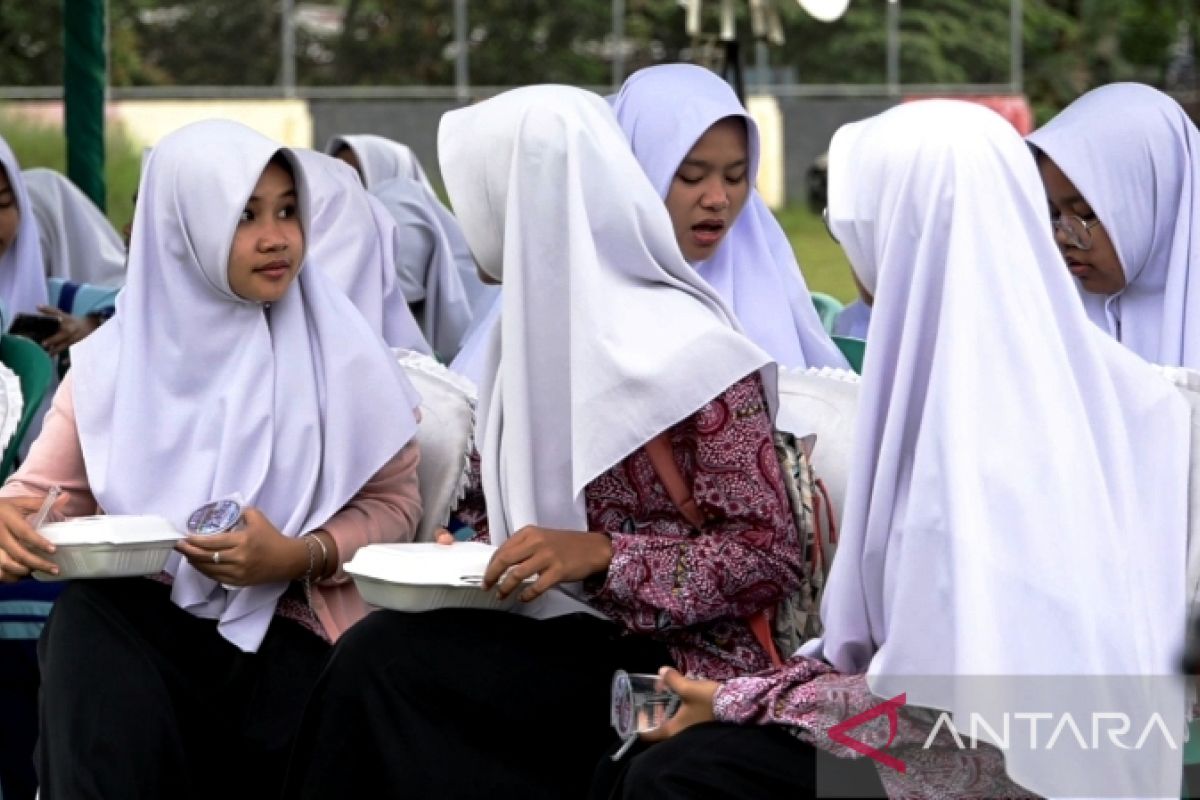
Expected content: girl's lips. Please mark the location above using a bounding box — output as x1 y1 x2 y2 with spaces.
255 262 291 280
1067 260 1090 277
691 220 726 248
691 228 725 247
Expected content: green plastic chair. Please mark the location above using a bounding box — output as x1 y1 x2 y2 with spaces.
0 335 55 482
810 292 844 334
832 334 866 374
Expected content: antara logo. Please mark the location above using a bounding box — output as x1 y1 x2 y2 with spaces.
827 692 907 773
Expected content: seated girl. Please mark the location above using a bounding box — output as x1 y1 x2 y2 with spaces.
1028 83 1200 367
283 85 806 799
328 132 498 319
0 140 119 358
292 148 431 355
607 99 1189 800
372 175 474 362
0 119 424 799
611 64 847 370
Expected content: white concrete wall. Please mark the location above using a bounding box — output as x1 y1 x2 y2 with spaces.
3 99 313 149
746 93 784 209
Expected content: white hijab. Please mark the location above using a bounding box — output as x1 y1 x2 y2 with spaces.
1028 83 1200 368
448 289 501 389
813 100 1188 798
71 120 421 652
439 85 774 618
291 149 431 354
327 132 500 318
611 64 846 370
371 177 474 362
22 167 126 287
0 139 49 325
325 133 435 193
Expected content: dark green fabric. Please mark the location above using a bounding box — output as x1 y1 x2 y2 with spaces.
0 334 55 481
832 334 866 374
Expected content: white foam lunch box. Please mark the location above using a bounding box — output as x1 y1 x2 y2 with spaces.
33 515 183 581
344 542 532 613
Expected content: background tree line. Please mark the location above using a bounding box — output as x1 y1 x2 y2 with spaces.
2 0 1195 120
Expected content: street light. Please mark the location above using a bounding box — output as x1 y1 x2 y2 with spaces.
796 0 850 23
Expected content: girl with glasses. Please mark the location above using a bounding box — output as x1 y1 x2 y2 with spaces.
610 98 1189 800
1028 83 1200 367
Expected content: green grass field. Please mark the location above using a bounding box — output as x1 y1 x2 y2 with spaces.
772 204 857 304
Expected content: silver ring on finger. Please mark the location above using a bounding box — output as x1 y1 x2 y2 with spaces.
213 551 220 565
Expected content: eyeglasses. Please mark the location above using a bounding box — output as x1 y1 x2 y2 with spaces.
822 206 839 244
1052 214 1103 251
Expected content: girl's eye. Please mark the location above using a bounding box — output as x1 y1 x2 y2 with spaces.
277 204 297 220
725 172 746 184
676 172 703 185
239 209 254 223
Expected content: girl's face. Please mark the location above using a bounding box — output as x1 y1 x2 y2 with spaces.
0 167 20 262
664 117 750 263
227 161 305 304
1037 155 1126 296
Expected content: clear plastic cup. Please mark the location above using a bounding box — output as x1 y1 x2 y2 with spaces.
610 670 680 740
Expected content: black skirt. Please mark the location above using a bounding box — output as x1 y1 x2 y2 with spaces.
37 577 330 800
284 606 671 799
591 720 886 800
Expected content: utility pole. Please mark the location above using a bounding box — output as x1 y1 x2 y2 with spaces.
281 0 296 97
886 0 900 96
455 0 470 102
1010 0 1023 93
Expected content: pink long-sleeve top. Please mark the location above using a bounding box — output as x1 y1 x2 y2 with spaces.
1 373 423 643
454 371 804 680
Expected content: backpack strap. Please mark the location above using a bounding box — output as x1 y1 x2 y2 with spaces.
643 431 786 668
643 432 705 530
813 476 839 566
749 611 785 667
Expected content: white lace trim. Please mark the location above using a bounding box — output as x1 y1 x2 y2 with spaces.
0 360 24 454
795 365 862 384
393 348 478 509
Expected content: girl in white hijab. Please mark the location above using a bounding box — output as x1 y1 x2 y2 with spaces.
1028 83 1200 368
23 166 126 286
328 132 500 318
0 119 424 798
0 138 50 329
0 153 116 359
291 149 431 354
326 132 434 192
371 175 474 361
286 85 809 799
611 100 1190 800
611 64 847 370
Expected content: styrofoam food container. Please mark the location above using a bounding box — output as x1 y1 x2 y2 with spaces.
33 515 183 581
345 542 533 613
